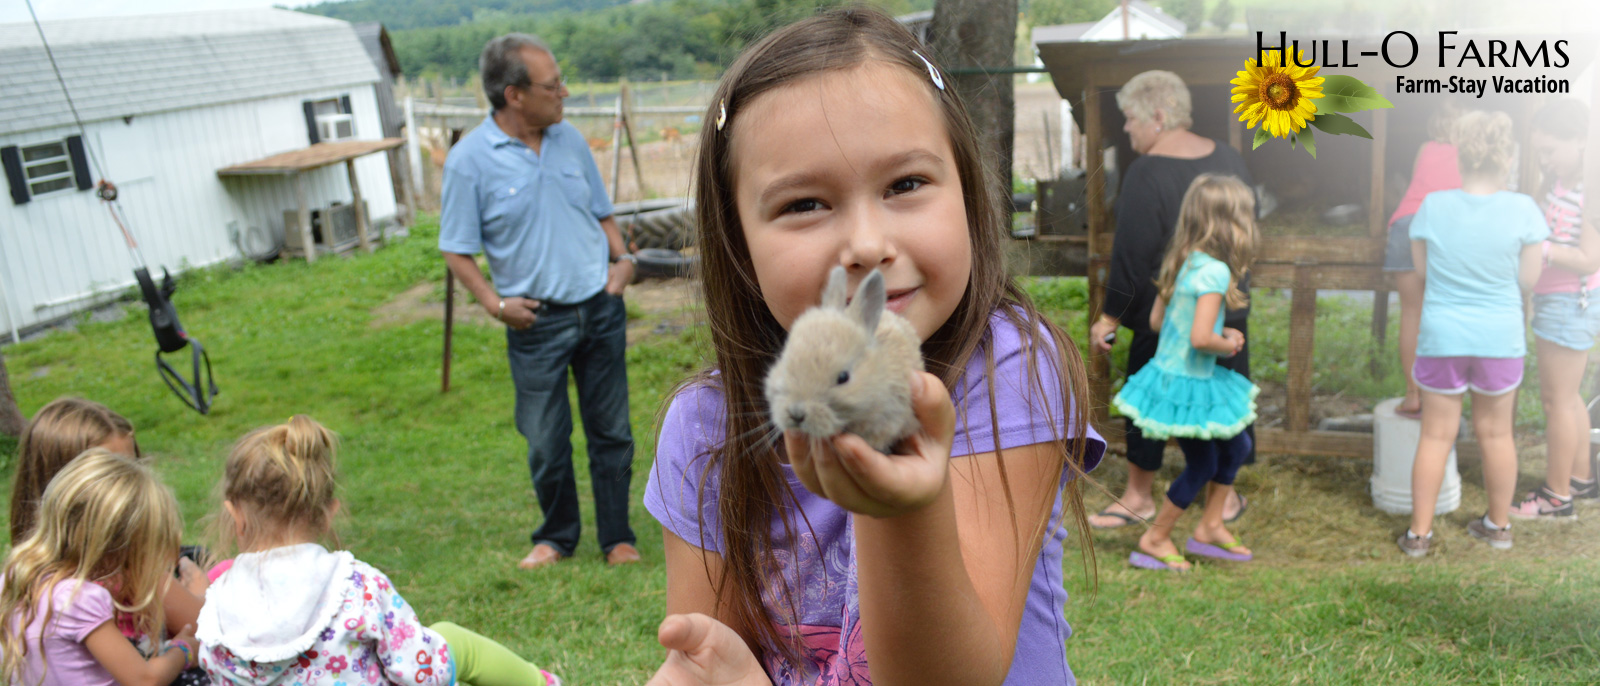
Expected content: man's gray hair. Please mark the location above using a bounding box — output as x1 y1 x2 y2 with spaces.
481 33 553 110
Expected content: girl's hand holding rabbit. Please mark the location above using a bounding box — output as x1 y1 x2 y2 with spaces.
784 370 956 519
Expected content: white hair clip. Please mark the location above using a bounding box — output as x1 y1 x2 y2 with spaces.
912 50 945 91
716 99 728 132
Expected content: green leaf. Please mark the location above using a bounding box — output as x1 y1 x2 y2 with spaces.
1314 75 1394 114
1296 125 1317 158
1252 126 1270 150
1309 112 1373 139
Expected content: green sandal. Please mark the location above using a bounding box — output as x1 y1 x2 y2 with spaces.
1129 551 1191 571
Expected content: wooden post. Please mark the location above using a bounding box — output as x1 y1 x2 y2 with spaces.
1288 262 1317 432
442 267 454 393
620 83 647 201
295 171 316 263
346 159 372 252
1368 108 1389 374
609 81 625 202
1084 85 1112 428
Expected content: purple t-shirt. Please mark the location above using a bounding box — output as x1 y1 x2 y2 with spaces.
645 309 1105 686
10 578 118 686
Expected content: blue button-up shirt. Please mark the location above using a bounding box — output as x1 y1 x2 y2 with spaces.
439 116 615 304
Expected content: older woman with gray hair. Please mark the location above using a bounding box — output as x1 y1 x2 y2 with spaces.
1087 70 1257 530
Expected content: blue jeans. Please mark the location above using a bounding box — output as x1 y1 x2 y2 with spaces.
506 290 635 556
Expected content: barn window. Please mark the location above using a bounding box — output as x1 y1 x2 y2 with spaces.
311 97 355 142
20 141 76 197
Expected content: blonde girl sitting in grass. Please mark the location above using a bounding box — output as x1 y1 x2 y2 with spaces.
1 449 200 686
196 415 560 686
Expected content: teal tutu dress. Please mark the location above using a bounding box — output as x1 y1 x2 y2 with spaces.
1113 252 1259 440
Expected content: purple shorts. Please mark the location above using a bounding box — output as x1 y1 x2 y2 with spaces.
1412 356 1524 396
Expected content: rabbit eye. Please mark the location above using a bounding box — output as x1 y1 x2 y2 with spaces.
836 371 850 385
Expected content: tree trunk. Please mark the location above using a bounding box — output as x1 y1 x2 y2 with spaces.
0 352 24 437
929 0 1018 205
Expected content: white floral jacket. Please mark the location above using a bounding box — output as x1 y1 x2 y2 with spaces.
197 544 453 686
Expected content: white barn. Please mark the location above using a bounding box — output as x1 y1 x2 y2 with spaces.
0 9 399 339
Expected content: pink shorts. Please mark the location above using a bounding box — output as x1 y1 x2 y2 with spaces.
1412 356 1524 396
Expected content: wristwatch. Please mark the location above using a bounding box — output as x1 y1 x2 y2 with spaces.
611 253 637 265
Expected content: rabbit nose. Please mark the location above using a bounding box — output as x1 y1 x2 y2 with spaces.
787 407 807 425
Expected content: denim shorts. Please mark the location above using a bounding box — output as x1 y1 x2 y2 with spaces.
1383 214 1416 272
1532 290 1600 351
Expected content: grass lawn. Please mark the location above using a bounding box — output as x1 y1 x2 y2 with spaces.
2 215 1596 684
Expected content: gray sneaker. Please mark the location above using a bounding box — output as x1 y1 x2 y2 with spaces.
1397 531 1432 557
1467 516 1513 550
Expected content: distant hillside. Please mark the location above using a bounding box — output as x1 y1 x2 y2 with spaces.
294 0 635 30
359 0 931 81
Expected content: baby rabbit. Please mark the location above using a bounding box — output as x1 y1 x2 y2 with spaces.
765 266 924 453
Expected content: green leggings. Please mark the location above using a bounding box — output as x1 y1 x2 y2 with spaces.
429 622 547 686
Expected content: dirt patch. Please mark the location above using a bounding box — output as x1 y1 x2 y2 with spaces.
370 277 701 346
371 282 497 329
624 277 700 345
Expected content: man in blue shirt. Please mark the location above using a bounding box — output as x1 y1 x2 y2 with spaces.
439 33 640 569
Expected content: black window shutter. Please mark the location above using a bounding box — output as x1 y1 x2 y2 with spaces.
339 94 352 115
1 146 27 205
66 135 92 190
303 101 321 145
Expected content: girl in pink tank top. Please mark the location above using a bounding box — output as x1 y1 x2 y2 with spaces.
1515 99 1599 520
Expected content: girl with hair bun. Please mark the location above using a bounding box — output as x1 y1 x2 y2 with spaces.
196 415 561 686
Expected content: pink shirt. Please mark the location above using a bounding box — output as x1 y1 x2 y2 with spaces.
9 578 118 686
1534 181 1596 294
1391 141 1462 226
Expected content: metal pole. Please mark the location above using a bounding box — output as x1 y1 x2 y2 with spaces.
442 267 454 393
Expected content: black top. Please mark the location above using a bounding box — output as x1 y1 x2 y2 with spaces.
1105 141 1255 335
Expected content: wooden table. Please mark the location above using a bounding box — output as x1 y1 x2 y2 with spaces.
217 138 404 262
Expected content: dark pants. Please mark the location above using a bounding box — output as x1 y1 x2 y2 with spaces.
1124 322 1256 472
1167 432 1254 509
506 290 636 557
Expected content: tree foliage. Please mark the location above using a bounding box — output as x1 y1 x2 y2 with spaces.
1209 0 1234 30
1026 0 1117 26
1154 0 1204 31
325 0 931 81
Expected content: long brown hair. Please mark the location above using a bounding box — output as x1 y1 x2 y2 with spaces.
674 6 1095 667
1155 173 1257 310
9 397 136 544
1 450 180 686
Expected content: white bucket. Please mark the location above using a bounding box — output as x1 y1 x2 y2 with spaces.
1371 398 1461 515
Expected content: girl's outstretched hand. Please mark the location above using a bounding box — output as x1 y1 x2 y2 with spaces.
786 371 956 519
645 613 771 686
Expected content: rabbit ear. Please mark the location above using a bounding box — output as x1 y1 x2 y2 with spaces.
821 266 848 309
850 269 885 335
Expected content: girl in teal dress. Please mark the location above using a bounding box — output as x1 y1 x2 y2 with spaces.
1114 173 1260 571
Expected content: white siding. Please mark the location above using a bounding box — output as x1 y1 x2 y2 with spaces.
0 85 395 333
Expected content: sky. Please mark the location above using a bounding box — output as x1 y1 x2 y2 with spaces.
0 0 288 25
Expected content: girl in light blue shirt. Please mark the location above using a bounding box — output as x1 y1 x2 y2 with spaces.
1400 110 1547 557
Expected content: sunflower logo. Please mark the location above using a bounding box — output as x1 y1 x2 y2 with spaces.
1231 50 1392 158
1232 50 1324 139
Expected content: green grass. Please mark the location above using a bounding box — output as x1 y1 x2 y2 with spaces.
1 220 1596 684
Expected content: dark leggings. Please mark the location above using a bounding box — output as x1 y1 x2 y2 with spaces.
1166 431 1254 510
1125 324 1256 472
